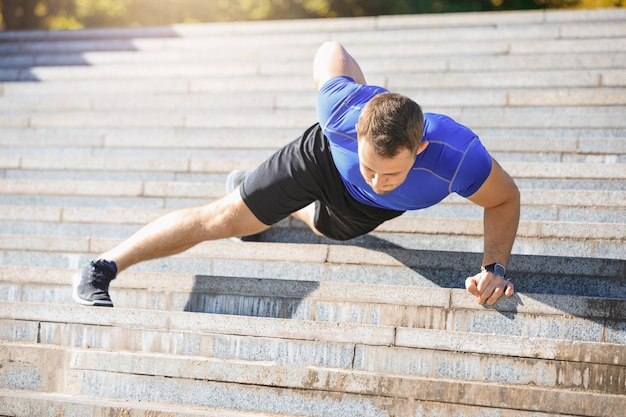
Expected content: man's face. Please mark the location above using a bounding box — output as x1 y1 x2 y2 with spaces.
357 138 415 195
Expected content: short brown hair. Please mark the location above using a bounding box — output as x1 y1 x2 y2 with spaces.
356 92 424 157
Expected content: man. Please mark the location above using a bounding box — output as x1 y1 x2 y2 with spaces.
72 41 520 308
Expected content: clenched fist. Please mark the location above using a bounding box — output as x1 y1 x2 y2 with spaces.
465 270 514 306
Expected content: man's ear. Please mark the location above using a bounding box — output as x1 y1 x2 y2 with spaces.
416 141 429 155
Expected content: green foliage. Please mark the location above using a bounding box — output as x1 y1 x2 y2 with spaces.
1 0 621 31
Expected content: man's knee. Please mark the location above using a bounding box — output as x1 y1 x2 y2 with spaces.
198 191 267 238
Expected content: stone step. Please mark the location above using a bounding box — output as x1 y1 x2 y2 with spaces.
0 128 626 155
1 127 624 160
1 340 623 416
17 243 626 286
2 25 622 60
64 349 626 417
2 125 623 144
2 154 625 179
1 232 625 293
2 14 624 47
0 76 314 95
0 127 298 149
0 389 590 417
387 70 624 90
450 107 626 129
2 154 625 175
0 389 291 417
1 20 623 61
1 177 625 213
1 203 624 241
1 197 624 246
1 149 273 164
2 302 625 384
2 166 624 198
2 156 264 173
1 211 624 258
3 67 624 95
3 51 622 81
0 201 620 235
2 88 625 111
1 154 624 176
1 27 622 66
2 109 317 130
3 107 625 130
0 8 623 44
2 262 625 319
3 46 624 86
337 20 626 43
275 53 626 79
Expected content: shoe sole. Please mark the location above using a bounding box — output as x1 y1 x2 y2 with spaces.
71 272 114 307
226 170 262 242
229 234 261 243
226 169 245 194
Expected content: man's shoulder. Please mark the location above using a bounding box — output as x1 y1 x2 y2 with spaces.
319 75 356 91
318 76 387 104
423 112 477 143
317 76 387 136
423 112 457 126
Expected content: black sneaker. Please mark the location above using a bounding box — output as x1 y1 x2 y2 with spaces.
226 169 261 242
71 259 117 307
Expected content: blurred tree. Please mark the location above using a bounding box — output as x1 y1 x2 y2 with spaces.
1 0 41 29
1 0 623 31
72 0 131 28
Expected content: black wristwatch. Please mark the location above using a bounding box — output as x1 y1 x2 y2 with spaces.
482 262 506 277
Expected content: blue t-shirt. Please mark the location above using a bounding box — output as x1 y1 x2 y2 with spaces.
317 76 492 211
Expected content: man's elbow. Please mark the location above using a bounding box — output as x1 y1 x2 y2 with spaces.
499 166 520 208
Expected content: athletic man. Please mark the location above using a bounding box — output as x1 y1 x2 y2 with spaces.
72 41 520 308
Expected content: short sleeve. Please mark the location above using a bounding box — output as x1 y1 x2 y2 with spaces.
451 137 493 197
316 76 358 130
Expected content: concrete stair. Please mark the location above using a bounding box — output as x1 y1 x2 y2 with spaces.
0 7 625 417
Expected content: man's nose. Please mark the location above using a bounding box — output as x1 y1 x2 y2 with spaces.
371 173 383 187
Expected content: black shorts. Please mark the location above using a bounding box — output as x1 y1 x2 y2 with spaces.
240 123 405 241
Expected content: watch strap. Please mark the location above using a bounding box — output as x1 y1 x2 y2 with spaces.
482 262 507 277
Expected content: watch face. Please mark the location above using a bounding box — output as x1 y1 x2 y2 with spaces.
494 263 506 276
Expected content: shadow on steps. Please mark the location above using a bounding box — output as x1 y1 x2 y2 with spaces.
180 231 625 342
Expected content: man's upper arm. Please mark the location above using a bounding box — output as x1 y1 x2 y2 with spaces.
467 158 519 208
313 41 366 90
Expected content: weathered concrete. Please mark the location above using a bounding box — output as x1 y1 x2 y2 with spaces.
3 340 623 416
65 348 626 416
0 389 297 417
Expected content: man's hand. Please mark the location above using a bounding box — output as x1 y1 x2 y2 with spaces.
465 271 514 306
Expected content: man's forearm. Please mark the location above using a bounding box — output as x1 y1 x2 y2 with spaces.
481 190 520 267
465 158 520 305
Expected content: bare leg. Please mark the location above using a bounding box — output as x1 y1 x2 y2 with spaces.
100 190 269 272
291 202 324 237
